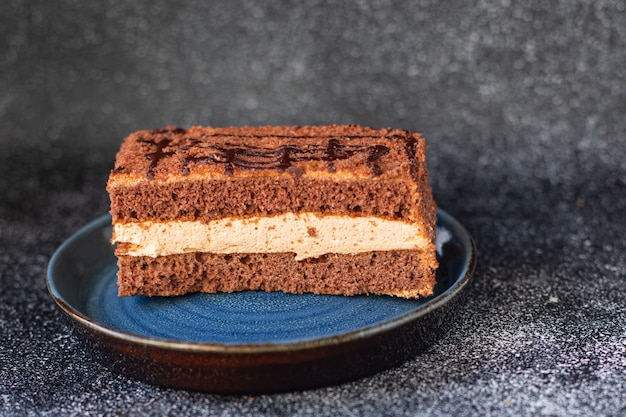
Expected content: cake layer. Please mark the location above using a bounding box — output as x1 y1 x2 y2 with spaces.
113 213 432 261
106 125 436 232
109 176 424 225
116 250 438 298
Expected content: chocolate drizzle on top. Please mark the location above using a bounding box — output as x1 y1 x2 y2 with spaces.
135 127 187 178
402 137 419 180
325 139 343 173
367 145 390 177
134 129 405 179
138 137 174 179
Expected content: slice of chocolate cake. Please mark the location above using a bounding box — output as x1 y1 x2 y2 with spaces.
107 125 438 298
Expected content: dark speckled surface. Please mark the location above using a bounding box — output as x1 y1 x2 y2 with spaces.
1 0 625 415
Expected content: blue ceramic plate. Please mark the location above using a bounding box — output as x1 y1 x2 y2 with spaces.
47 209 475 393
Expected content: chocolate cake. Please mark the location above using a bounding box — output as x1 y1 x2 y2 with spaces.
107 125 438 298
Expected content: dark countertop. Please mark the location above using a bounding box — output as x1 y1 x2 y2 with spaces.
1 1 625 416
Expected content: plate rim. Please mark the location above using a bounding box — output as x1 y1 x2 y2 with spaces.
47 208 476 354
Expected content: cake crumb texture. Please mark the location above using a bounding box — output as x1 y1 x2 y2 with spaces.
117 250 437 298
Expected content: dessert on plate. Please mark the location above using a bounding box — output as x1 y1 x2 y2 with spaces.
107 125 438 298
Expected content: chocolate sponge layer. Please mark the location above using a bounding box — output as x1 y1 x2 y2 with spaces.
116 250 438 298
111 177 422 223
107 125 436 227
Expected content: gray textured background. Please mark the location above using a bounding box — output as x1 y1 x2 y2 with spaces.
1 1 625 416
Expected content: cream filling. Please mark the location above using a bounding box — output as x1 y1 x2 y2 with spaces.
112 213 429 261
